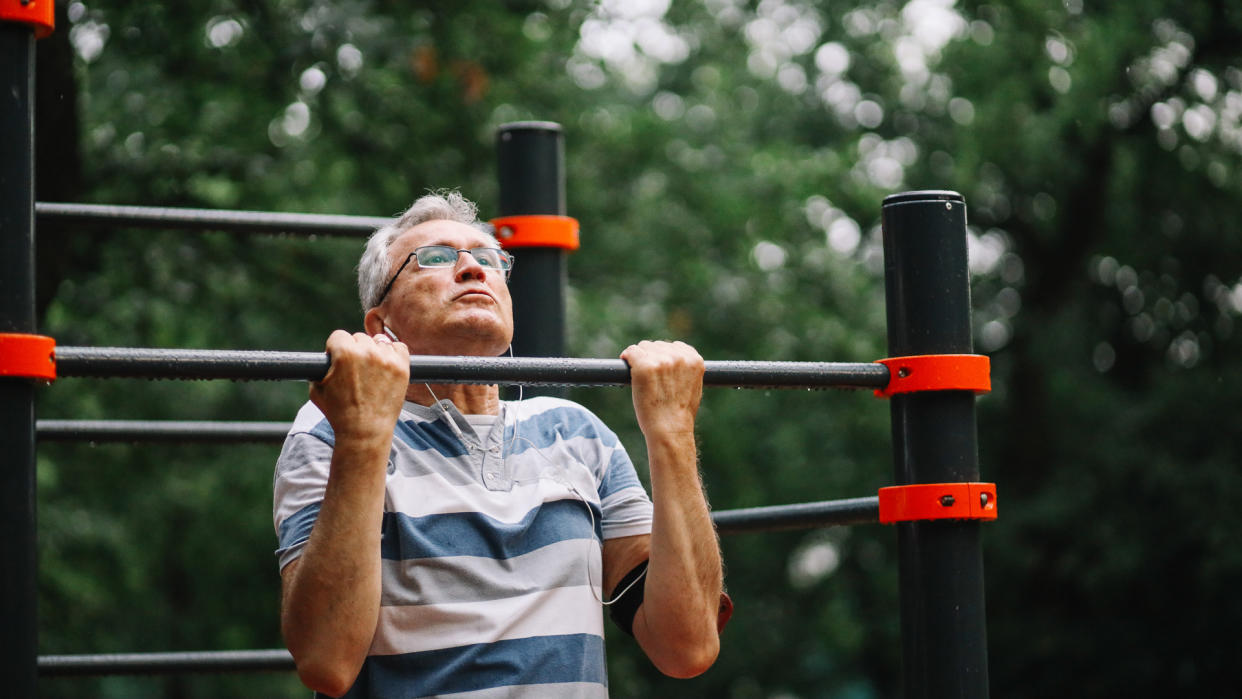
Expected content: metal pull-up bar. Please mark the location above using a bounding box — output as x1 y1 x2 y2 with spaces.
36 202 391 237
48 346 891 388
36 419 295 443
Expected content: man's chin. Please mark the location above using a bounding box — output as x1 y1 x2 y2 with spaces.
446 319 512 355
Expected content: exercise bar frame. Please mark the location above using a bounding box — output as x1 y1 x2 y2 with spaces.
1 18 991 699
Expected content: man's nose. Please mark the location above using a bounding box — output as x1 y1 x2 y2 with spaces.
454 251 486 280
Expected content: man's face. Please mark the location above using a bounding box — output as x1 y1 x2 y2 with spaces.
376 219 514 356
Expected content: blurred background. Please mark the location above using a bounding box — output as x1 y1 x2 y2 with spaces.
29 0 1242 696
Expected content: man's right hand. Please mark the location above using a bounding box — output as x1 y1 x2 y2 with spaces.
310 330 411 444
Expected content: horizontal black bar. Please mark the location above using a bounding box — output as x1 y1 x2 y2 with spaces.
712 496 880 535
37 420 292 443
38 649 294 677
36 202 390 237
53 347 891 390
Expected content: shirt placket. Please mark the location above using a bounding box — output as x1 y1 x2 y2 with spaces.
479 404 510 492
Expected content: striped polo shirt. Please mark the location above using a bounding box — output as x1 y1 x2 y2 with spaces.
273 396 654 699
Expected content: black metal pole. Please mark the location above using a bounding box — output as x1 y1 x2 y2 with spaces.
496 121 568 398
36 420 295 443
39 649 296 677
0 20 39 699
881 191 989 698
711 496 879 535
51 346 889 389
36 202 390 236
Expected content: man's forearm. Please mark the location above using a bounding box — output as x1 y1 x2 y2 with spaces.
636 430 723 678
281 437 389 695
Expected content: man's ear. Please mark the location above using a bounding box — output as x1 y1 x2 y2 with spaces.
363 307 385 336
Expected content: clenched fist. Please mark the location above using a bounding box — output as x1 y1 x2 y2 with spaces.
621 340 705 439
310 330 411 445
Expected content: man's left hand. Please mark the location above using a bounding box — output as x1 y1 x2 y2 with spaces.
620 340 704 439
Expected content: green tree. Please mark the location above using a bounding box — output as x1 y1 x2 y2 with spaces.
31 1 1242 698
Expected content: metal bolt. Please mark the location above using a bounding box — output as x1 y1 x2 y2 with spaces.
945 201 952 210
939 495 955 507
898 366 912 378
980 492 990 508
498 226 514 239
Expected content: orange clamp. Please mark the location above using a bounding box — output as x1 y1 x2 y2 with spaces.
490 215 580 251
875 354 990 398
0 0 56 38
0 333 57 380
878 482 998 524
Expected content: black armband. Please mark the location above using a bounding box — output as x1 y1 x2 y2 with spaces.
607 560 649 637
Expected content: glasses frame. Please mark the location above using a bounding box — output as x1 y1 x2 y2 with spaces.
374 245 514 307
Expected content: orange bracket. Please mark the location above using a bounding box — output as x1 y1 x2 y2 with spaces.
490 215 580 251
0 333 57 381
875 354 990 398
878 482 998 524
0 0 56 38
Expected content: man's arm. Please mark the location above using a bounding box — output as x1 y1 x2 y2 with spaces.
613 340 723 678
280 330 409 697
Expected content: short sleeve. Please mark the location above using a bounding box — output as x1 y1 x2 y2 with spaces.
272 402 335 571
596 437 654 541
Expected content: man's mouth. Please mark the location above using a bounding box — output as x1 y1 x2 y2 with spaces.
455 288 494 302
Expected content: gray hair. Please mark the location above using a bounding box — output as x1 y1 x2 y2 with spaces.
358 190 494 311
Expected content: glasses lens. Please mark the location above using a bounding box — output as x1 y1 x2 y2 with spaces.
470 248 511 270
415 246 459 267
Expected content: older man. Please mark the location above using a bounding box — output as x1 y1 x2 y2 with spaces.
273 191 726 698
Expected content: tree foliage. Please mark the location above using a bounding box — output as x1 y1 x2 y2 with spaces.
30 0 1242 697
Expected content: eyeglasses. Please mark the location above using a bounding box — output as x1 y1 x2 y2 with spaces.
375 245 514 306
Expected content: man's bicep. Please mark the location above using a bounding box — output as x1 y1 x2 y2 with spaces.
280 556 303 598
278 557 301 629
280 556 300 582
602 533 650 598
